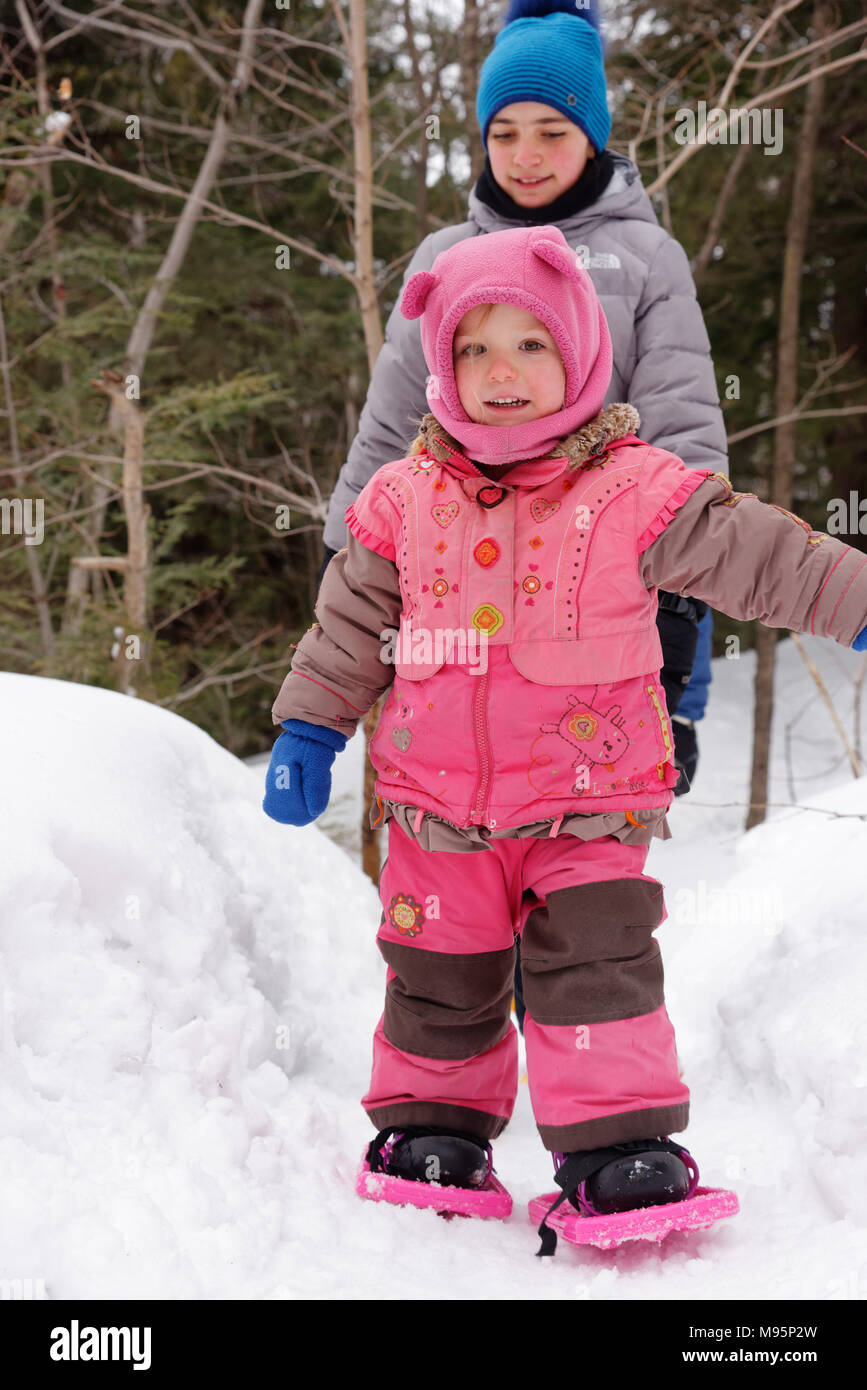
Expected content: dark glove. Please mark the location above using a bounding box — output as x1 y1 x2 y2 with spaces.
656 592 704 718
263 719 347 826
318 545 338 586
672 716 698 797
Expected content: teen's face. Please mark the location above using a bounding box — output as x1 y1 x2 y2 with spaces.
453 303 566 424
487 101 594 206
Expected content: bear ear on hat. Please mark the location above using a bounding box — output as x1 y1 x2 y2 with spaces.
400 270 440 320
532 236 586 284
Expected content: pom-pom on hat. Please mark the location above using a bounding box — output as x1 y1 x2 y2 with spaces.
476 0 610 154
400 224 613 468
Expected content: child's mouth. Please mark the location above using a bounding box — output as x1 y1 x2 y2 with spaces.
486 397 530 412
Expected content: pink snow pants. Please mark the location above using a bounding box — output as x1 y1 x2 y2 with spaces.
362 820 689 1151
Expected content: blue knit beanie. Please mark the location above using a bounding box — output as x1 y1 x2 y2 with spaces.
476 0 610 155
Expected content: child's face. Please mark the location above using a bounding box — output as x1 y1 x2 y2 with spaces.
453 303 566 425
487 101 594 207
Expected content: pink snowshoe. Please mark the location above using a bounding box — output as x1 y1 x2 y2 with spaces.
531 1138 738 1254
356 1125 512 1219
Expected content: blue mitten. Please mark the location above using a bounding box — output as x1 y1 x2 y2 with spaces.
263 719 348 826
853 624 867 652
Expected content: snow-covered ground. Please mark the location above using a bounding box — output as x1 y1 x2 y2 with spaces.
1 634 865 1300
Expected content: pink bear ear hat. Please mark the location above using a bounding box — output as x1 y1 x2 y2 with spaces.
400 224 613 468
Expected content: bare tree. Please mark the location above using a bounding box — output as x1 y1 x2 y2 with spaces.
746 0 830 830
66 0 264 641
0 292 55 655
74 370 148 694
461 0 484 186
333 0 387 883
638 1 867 195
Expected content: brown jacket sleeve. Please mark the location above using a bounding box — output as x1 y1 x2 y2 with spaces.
271 533 402 735
639 473 867 645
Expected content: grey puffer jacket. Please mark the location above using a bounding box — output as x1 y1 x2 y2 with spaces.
323 154 727 552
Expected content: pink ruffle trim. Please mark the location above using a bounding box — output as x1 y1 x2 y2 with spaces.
345 504 397 563
636 470 714 555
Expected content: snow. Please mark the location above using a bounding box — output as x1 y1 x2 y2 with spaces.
1 634 866 1300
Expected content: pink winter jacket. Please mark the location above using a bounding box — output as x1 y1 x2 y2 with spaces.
272 403 867 841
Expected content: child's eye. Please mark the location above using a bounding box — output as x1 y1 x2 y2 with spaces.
490 132 566 140
456 340 547 356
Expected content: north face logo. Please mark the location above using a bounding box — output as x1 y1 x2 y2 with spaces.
573 244 622 270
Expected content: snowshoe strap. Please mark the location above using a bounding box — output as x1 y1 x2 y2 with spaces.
536 1138 697 1257
366 1128 405 1175
536 1145 626 1257
366 1125 493 1179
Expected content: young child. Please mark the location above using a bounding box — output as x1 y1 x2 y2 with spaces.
264 225 867 1236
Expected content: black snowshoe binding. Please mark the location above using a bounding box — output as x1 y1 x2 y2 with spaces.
537 1137 698 1255
565 1138 695 1215
365 1125 493 1189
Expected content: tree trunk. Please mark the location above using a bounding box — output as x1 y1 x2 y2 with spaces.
692 11 785 287
746 624 778 829
347 0 384 374
83 371 149 695
461 0 484 185
0 294 55 655
14 0 76 651
746 2 829 830
402 0 431 244
362 695 386 880
62 0 264 632
120 0 264 400
345 0 388 882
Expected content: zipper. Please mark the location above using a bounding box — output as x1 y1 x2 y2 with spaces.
469 665 493 825
646 682 673 777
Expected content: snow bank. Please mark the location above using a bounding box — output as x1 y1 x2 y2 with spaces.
0 673 385 1299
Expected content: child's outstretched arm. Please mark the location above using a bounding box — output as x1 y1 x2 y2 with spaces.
638 471 867 647
263 536 401 825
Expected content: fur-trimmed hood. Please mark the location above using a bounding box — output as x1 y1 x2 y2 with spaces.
408 401 641 472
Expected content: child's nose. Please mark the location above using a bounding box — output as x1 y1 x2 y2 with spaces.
513 144 542 167
488 353 518 379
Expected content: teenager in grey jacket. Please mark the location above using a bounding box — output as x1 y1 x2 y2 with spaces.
318 0 725 1028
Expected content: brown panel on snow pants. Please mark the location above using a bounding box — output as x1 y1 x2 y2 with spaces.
379 876 666 1054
